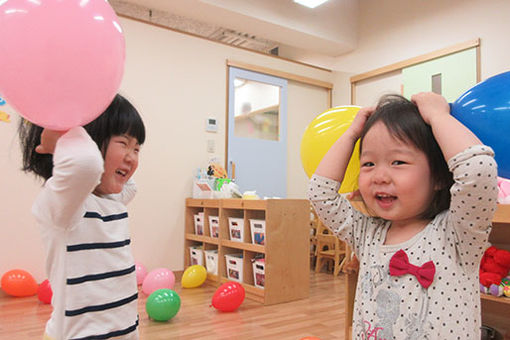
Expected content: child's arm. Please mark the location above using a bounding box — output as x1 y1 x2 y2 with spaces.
315 106 375 181
411 92 482 160
414 92 498 271
32 127 104 229
309 106 378 257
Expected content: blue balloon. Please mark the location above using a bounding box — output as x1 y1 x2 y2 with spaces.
450 71 510 178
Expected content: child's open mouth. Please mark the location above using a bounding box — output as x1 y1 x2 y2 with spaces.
115 169 127 177
375 193 397 207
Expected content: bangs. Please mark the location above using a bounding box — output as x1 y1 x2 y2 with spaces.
111 106 146 145
84 94 146 150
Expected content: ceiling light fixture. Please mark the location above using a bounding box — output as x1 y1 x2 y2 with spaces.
293 0 329 9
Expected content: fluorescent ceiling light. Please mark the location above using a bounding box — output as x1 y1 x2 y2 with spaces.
294 0 329 9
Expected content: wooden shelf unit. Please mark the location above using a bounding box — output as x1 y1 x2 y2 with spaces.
184 198 310 305
481 204 510 335
344 204 510 339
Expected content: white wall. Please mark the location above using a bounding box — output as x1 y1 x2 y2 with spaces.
0 17 341 282
331 0 510 83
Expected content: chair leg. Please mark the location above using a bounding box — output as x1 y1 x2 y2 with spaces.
338 255 347 272
315 257 322 273
333 254 340 276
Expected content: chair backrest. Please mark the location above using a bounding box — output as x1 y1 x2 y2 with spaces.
316 233 345 252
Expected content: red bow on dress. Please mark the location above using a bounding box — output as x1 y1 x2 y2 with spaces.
389 249 436 289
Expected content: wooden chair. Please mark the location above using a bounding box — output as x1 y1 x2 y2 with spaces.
309 206 319 267
314 221 346 276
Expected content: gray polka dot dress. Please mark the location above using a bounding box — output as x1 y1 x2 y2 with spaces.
308 145 498 339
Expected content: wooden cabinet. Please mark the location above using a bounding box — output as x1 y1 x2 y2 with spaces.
481 204 510 335
184 198 310 305
344 204 510 339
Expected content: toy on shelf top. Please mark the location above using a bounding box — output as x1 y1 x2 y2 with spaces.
480 246 510 298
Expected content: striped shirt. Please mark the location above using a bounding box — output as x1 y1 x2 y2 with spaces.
32 127 139 340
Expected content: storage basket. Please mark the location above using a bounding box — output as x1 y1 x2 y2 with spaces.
252 258 265 289
193 212 204 235
228 217 244 242
225 253 243 282
249 219 266 245
189 246 204 266
208 215 219 238
204 249 218 275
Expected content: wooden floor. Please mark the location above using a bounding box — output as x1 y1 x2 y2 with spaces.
0 271 346 340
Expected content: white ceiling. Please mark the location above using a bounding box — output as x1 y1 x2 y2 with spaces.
117 0 358 57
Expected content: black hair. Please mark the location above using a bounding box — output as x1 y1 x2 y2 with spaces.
358 94 453 219
19 94 145 181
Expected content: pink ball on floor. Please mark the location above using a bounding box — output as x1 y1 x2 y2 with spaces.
135 261 147 286
142 268 175 295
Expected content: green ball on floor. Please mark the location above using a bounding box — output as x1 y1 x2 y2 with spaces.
146 289 181 321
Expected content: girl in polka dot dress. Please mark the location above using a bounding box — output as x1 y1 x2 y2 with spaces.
308 92 498 339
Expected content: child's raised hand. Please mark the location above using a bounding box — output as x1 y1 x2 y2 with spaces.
35 129 66 154
411 92 450 125
347 106 375 140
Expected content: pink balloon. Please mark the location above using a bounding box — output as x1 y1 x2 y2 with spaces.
0 0 125 130
142 268 175 295
135 261 147 286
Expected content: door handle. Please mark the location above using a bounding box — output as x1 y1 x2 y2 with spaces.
230 161 236 180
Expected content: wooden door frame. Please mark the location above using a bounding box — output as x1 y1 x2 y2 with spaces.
350 38 481 104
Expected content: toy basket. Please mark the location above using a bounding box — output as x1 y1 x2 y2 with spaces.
204 249 218 275
189 246 204 266
208 215 219 238
228 217 244 242
225 253 243 282
252 257 265 289
193 213 204 235
249 219 266 245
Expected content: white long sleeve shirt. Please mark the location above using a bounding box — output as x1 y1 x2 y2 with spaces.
33 127 139 340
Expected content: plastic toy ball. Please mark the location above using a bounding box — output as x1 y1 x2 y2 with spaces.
450 71 510 178
181 265 207 288
1 269 38 297
0 0 125 130
211 281 245 312
135 261 148 286
301 105 361 193
142 268 175 295
37 279 53 304
145 289 181 321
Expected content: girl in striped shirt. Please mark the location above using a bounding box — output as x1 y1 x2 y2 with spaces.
19 94 145 340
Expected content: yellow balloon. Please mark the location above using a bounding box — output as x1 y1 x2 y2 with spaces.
181 265 207 288
301 105 361 193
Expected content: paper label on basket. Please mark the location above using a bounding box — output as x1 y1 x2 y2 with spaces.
196 183 212 191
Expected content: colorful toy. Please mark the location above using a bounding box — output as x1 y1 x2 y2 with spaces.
300 106 361 194
181 265 207 288
0 0 125 130
135 261 148 286
37 279 53 304
142 268 175 295
451 71 510 178
211 281 245 312
497 177 510 204
145 289 181 321
207 163 228 179
480 246 510 293
1 269 38 297
504 284 510 298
